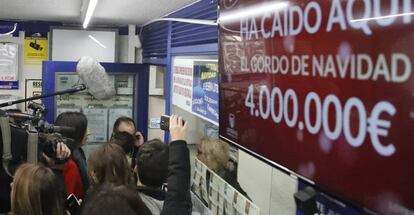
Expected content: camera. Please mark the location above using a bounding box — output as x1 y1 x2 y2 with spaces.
40 133 74 164
0 102 73 174
160 115 186 132
29 41 43 51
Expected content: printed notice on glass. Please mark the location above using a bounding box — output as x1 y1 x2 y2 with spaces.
108 108 133 139
84 108 108 142
172 58 193 112
56 107 81 118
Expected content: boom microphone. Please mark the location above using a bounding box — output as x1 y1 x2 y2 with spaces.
42 124 76 134
76 56 116 100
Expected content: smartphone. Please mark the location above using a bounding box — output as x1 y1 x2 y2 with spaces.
160 115 185 131
66 193 81 214
160 115 170 131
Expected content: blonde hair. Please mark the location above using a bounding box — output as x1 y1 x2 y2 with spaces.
11 163 63 215
88 143 131 187
197 137 230 172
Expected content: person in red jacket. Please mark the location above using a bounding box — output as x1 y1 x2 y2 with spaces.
55 112 90 200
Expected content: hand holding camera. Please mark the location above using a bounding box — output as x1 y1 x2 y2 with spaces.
42 141 71 169
41 133 72 168
169 115 188 142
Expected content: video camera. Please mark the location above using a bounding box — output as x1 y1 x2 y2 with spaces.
0 102 75 176
0 101 78 213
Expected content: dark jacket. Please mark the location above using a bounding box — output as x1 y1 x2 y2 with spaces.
72 147 89 192
218 168 251 200
160 140 192 215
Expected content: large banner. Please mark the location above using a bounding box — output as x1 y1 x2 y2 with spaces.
219 0 414 214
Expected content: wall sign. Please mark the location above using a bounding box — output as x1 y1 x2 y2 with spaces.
24 38 48 64
0 43 18 89
172 58 219 125
192 60 219 124
25 79 42 110
219 0 414 214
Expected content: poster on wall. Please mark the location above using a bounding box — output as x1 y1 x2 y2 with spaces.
84 108 108 143
219 0 414 214
172 58 219 125
192 60 219 124
25 79 42 110
172 58 194 113
24 37 48 64
0 43 18 89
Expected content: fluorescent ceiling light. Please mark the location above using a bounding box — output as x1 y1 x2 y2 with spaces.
88 35 106 48
83 0 99 29
219 1 289 23
351 12 414 22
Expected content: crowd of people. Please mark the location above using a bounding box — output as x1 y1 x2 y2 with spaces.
7 113 190 215
5 111 248 215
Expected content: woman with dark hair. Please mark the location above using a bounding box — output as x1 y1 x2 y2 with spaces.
81 183 151 215
55 112 89 199
11 163 65 215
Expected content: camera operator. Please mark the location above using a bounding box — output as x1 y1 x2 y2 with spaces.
0 106 74 213
0 131 72 214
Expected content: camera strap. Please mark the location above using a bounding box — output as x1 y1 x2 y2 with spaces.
0 115 12 176
27 131 38 164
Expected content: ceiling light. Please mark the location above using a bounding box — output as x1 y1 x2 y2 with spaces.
83 0 99 29
219 2 289 23
88 35 106 48
350 12 414 23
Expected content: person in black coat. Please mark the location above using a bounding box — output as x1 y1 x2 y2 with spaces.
160 114 192 214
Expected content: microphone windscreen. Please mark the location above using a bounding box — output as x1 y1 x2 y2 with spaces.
76 56 116 100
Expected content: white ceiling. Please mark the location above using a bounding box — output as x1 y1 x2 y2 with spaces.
0 0 199 26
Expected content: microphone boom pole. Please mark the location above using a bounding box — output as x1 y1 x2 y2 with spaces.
0 85 87 108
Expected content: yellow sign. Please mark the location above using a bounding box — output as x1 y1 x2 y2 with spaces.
24 38 48 64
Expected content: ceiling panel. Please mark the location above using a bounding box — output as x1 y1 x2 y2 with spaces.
0 0 199 26
93 0 199 25
0 0 82 22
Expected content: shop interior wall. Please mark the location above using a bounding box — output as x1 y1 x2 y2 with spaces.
1 31 42 110
0 25 134 109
